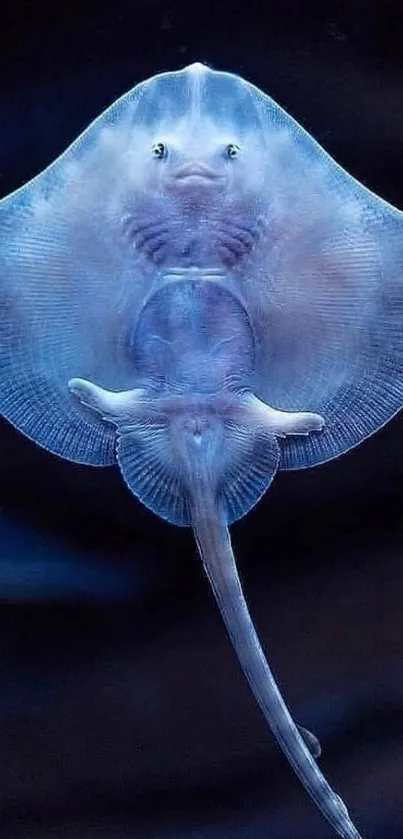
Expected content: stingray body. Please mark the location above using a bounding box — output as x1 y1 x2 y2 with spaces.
1 61 402 838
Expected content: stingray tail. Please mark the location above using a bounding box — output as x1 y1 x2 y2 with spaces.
191 501 363 839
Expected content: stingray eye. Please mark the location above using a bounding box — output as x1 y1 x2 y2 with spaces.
151 142 168 160
226 143 241 159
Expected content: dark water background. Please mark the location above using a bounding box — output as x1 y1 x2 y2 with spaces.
1 1 403 836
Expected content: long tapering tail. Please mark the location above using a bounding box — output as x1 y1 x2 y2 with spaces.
191 502 363 839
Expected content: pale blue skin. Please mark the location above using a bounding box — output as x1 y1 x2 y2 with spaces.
1 61 403 838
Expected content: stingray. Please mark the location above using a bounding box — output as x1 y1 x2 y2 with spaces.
1 61 402 838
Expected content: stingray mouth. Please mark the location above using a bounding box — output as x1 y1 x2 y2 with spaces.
171 162 225 187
